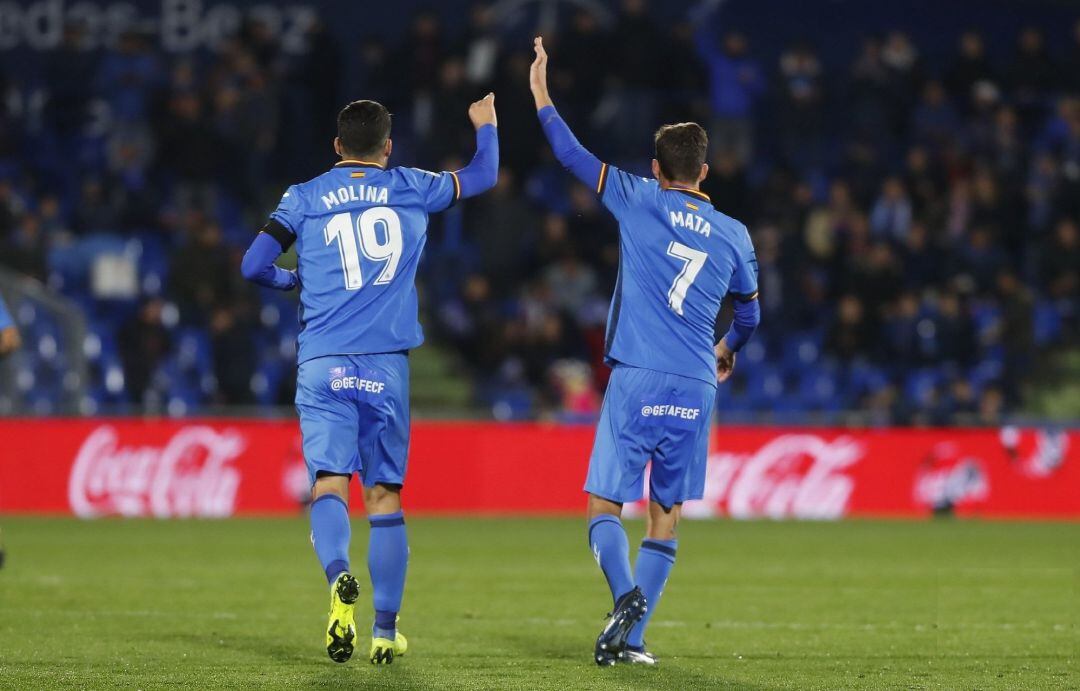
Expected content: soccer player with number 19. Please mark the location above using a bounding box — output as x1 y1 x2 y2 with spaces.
529 37 760 666
241 95 498 664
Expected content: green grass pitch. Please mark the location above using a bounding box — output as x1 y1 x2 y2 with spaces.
0 517 1075 690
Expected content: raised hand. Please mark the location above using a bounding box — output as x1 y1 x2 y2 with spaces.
529 36 553 110
468 92 497 129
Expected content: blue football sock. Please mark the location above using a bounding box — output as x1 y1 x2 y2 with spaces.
627 538 677 648
588 515 634 605
368 511 408 639
310 494 351 584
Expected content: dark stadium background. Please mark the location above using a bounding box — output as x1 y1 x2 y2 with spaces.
0 0 1075 424
0 2 1077 689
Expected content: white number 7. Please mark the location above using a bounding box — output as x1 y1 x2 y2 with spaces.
666 241 707 316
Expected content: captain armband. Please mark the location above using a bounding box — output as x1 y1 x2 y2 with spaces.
261 219 296 252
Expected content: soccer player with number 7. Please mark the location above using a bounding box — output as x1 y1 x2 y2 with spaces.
241 94 498 664
529 36 760 666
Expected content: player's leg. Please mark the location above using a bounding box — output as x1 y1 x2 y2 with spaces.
584 365 654 665
363 482 408 663
311 475 363 662
586 493 635 607
354 352 411 664
584 368 651 606
622 375 715 664
297 357 364 663
311 475 354 586
622 500 680 664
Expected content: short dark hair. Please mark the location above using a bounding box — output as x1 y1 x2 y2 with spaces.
337 100 392 159
654 122 708 182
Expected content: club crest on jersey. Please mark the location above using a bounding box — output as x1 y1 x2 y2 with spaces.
321 184 389 210
669 210 711 237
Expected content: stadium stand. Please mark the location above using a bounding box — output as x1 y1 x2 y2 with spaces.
0 1 1076 423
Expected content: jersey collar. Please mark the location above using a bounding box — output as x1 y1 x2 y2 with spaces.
334 160 386 169
667 186 711 204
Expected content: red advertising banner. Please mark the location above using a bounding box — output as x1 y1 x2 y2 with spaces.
0 420 1075 519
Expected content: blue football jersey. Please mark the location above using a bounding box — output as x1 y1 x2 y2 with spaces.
596 164 758 385
271 161 461 364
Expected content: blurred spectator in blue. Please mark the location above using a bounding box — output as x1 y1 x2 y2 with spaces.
870 177 913 243
0 294 19 357
882 292 924 365
695 26 763 165
957 227 1007 293
912 80 961 148
543 245 598 316
899 222 942 290
97 29 161 125
777 40 825 170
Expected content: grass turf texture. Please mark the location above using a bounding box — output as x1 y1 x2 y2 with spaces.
0 518 1075 690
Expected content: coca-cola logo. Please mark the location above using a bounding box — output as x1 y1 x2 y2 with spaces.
628 434 863 520
707 435 862 520
68 425 245 518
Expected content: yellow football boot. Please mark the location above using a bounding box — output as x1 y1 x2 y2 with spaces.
369 629 408 665
325 573 360 663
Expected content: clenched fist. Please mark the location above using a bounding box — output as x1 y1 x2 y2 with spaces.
468 92 497 129
716 339 736 384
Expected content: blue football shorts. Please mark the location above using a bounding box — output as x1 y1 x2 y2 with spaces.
295 352 410 488
584 363 716 509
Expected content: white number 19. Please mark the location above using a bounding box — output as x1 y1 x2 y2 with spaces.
666 241 707 316
324 207 403 290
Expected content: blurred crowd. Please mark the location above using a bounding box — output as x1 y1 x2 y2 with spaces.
0 1 1077 423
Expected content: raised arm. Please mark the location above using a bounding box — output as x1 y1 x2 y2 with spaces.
529 37 604 189
456 93 499 198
